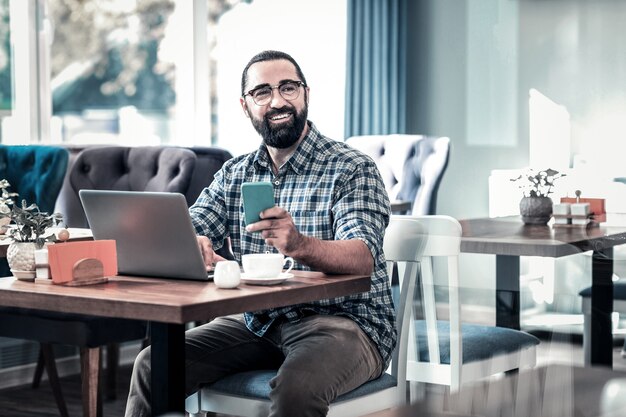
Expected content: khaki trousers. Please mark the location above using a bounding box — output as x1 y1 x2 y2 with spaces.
125 313 383 417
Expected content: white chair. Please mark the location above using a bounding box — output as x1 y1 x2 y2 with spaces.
397 215 539 395
580 282 626 364
185 216 428 417
578 243 626 364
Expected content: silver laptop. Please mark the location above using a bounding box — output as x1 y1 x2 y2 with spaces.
79 189 213 281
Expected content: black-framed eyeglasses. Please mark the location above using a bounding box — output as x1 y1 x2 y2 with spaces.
243 80 306 106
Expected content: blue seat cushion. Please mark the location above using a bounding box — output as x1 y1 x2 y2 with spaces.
579 282 626 299
415 321 540 364
208 370 396 401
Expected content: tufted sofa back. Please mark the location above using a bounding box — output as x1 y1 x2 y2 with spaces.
61 146 197 228
0 145 69 214
55 145 233 228
185 146 234 206
345 135 450 215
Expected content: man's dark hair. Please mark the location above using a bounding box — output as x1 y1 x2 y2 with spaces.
241 50 308 96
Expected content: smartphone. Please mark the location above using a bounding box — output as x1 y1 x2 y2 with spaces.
241 181 275 226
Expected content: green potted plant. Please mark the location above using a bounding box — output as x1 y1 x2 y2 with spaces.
0 179 18 233
0 198 63 280
511 168 566 225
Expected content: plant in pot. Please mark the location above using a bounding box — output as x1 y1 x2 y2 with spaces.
0 179 18 234
0 199 63 280
511 168 566 225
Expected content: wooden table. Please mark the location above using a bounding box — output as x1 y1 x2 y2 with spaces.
0 271 370 416
459 216 626 367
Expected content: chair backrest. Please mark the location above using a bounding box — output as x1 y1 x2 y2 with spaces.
60 146 197 227
0 145 69 214
387 215 463 386
345 135 450 215
185 146 233 205
382 216 429 392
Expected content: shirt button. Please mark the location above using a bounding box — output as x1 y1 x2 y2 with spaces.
274 180 280 186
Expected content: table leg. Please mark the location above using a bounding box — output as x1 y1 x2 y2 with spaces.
150 322 186 415
496 255 520 330
590 248 613 367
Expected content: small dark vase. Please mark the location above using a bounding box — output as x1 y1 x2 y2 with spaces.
519 196 553 225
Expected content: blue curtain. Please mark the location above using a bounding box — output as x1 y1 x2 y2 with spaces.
345 0 408 138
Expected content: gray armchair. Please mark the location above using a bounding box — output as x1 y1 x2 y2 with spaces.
56 145 233 226
59 146 197 228
185 146 234 205
345 134 450 215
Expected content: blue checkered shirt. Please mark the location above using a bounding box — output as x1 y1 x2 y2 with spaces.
189 122 396 366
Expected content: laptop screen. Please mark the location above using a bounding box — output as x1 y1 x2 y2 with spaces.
79 190 213 281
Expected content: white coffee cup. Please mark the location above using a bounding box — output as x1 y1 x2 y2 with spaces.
241 253 294 279
213 260 241 289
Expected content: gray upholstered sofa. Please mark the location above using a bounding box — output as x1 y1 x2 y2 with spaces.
54 145 233 228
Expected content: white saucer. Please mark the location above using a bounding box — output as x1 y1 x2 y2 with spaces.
240 272 294 286
11 269 36 280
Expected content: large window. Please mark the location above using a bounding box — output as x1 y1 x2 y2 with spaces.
35 0 346 155
212 0 347 155
0 0 12 117
49 0 187 146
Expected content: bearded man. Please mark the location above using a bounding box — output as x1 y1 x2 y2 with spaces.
125 50 394 417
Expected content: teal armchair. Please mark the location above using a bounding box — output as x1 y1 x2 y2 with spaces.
0 145 69 214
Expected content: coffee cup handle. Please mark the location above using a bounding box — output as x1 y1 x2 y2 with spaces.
283 257 294 274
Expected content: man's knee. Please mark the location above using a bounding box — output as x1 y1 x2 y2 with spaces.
269 368 330 416
133 346 152 379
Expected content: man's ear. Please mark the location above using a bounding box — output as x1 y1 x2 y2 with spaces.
240 97 250 118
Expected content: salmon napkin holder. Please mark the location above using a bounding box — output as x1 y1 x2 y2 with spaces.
47 240 117 286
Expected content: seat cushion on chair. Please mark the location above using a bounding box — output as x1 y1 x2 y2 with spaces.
0 307 147 347
208 369 397 401
579 282 626 299
415 321 540 364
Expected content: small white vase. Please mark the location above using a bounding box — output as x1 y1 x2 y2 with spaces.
7 242 38 281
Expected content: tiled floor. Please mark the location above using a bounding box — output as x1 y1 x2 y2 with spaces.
0 334 624 416
415 336 626 417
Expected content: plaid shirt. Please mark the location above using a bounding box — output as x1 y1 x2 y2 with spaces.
189 122 396 366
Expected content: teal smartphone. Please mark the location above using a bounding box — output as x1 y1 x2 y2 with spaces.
241 182 275 226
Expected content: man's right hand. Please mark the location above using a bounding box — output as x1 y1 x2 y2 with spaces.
196 236 227 270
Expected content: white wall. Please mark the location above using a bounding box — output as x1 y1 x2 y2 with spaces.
406 0 626 311
214 0 347 157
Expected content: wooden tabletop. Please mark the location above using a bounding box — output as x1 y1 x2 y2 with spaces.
460 216 626 257
0 271 371 324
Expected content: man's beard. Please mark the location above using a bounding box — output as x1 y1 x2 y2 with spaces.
251 102 308 149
